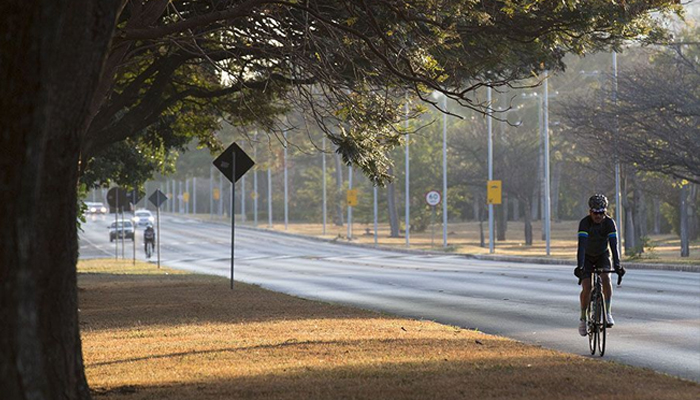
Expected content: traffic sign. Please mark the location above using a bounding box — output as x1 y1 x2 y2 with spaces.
183 192 190 203
126 189 144 206
213 142 255 183
106 187 128 211
148 189 168 208
487 180 502 205
425 190 441 206
346 189 358 206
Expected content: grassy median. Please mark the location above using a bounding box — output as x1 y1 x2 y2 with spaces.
79 259 700 400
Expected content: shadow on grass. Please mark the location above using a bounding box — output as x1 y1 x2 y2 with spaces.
89 355 700 400
78 272 396 330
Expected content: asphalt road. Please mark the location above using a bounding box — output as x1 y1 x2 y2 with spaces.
79 214 700 382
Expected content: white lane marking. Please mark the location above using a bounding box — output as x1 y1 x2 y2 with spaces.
79 235 115 257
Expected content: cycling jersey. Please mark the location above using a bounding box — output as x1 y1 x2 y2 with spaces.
578 216 616 257
144 229 155 241
577 215 620 270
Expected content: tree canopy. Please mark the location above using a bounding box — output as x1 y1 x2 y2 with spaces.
84 0 682 187
558 32 700 184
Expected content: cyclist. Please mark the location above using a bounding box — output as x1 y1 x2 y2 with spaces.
144 224 155 258
575 194 626 336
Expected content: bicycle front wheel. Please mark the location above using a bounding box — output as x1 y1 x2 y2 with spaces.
598 296 607 356
588 294 597 355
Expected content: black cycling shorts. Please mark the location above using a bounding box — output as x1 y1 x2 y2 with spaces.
582 251 612 275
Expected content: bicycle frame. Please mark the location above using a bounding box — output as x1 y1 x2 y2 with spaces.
587 269 615 356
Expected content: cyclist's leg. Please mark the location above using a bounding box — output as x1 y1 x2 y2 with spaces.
600 254 613 308
579 256 595 318
579 277 592 316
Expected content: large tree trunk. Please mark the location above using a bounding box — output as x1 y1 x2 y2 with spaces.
0 1 119 399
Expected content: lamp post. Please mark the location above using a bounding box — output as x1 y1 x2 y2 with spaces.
487 87 494 254
543 71 552 256
612 51 623 255
322 136 327 235
253 132 258 227
283 130 288 230
432 91 450 248
405 94 410 247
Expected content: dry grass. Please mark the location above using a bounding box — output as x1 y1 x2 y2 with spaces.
79 259 700 400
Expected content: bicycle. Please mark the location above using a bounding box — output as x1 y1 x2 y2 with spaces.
144 240 154 258
586 268 623 357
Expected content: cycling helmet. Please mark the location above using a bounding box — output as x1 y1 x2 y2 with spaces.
588 194 608 212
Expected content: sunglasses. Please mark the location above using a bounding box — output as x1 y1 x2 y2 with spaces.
591 210 606 215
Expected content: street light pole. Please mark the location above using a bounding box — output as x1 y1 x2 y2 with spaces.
487 87 494 254
322 136 327 235
441 93 448 248
612 51 623 255
405 95 410 247
253 132 258 227
284 130 288 230
347 165 353 239
543 70 552 256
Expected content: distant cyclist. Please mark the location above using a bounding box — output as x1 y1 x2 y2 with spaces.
144 224 155 258
575 194 626 336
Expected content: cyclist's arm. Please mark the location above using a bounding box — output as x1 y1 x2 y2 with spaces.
577 219 588 269
608 232 620 267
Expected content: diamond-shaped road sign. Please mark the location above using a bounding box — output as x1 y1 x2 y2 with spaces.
213 142 254 183
126 189 144 206
149 189 168 208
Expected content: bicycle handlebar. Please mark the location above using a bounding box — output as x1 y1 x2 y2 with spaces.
577 269 623 286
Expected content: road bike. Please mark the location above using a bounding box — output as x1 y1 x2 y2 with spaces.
587 268 623 357
144 240 154 258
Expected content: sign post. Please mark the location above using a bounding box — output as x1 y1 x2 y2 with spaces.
126 189 143 266
107 187 128 259
213 142 255 289
149 189 168 269
425 190 442 247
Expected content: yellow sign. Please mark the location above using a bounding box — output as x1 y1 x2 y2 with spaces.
213 188 220 201
183 192 190 203
346 189 358 206
487 180 502 205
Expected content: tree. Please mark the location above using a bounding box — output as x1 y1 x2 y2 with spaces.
1 1 683 399
558 40 700 184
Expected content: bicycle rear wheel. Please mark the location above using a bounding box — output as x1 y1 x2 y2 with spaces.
598 296 607 356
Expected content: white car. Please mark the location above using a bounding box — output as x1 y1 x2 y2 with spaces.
109 220 135 241
132 209 155 226
86 202 107 214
